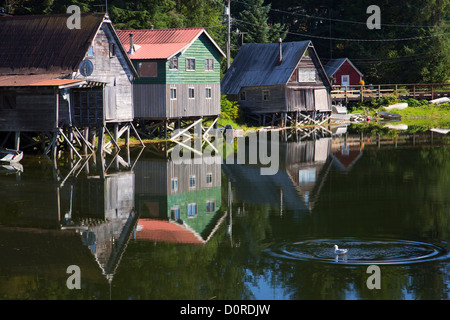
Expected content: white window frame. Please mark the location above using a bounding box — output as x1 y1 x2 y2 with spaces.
170 88 177 100
186 58 196 71
188 87 195 99
298 68 317 82
206 200 215 213
169 56 178 71
189 175 196 188
187 203 197 217
171 178 178 191
205 58 214 71
263 90 270 101
205 87 212 99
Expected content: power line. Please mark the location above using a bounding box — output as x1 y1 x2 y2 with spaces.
233 18 450 42
234 0 450 29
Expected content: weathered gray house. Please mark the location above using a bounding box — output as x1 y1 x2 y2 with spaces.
0 13 138 155
221 40 332 126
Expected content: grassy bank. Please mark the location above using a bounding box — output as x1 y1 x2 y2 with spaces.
349 97 450 120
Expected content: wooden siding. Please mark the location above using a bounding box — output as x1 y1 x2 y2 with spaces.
237 85 287 114
236 47 331 114
135 155 221 221
73 24 134 123
71 88 104 127
133 83 220 119
0 88 59 132
133 84 166 119
167 83 220 118
132 34 221 86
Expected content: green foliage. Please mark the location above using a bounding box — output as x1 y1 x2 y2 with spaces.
220 94 242 122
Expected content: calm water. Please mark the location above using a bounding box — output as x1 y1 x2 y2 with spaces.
0 127 449 300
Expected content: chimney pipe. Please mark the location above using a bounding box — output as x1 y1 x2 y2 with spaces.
128 33 134 54
278 38 282 65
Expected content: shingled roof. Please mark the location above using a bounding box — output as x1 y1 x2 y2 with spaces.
0 13 136 78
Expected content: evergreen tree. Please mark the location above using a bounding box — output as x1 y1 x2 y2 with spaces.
233 0 286 45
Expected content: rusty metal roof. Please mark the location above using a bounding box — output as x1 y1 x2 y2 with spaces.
0 13 105 75
221 41 330 95
116 28 225 59
0 74 85 87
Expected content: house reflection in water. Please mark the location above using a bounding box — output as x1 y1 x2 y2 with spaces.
133 152 224 245
223 136 333 213
0 153 138 292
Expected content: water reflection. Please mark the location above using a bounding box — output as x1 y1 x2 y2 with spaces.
133 148 224 244
0 127 449 300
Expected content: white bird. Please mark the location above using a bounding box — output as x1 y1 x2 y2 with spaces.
334 245 348 255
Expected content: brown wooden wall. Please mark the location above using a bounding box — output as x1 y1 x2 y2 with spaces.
0 87 61 132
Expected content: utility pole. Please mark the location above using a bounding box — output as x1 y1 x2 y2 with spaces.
226 0 231 69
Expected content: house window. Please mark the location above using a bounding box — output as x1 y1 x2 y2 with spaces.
188 87 195 99
109 43 116 58
87 46 94 56
169 56 178 70
187 203 197 217
205 87 212 99
240 91 246 101
206 173 212 184
171 178 178 191
298 68 317 82
170 88 177 100
170 206 180 220
189 175 196 188
263 90 270 101
206 200 215 213
138 62 158 78
205 58 214 71
186 58 196 71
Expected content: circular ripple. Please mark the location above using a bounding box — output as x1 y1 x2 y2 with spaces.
269 238 449 265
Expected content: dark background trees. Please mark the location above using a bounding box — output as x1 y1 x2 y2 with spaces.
1 0 450 84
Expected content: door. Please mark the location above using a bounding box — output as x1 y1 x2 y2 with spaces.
341 75 350 87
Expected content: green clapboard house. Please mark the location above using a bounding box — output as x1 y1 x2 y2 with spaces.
134 154 224 245
117 28 225 127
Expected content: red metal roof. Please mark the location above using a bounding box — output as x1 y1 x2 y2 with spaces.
116 28 224 59
134 219 205 245
0 74 84 87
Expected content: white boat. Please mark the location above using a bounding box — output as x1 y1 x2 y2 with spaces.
430 97 450 104
0 148 23 163
430 128 450 135
384 102 408 111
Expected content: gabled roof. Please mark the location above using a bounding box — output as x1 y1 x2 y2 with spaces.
0 13 137 77
116 27 225 60
324 57 364 77
221 41 330 95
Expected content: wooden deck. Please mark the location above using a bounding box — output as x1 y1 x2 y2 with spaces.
331 83 450 103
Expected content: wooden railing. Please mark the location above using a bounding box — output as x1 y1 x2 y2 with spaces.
331 83 450 103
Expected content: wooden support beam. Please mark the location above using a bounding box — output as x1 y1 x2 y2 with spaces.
170 118 203 141
130 122 145 147
59 128 82 159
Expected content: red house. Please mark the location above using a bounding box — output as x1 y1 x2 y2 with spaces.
324 58 364 86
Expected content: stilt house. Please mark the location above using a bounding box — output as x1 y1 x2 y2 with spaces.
134 153 223 244
116 28 225 137
221 40 332 126
0 13 138 154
